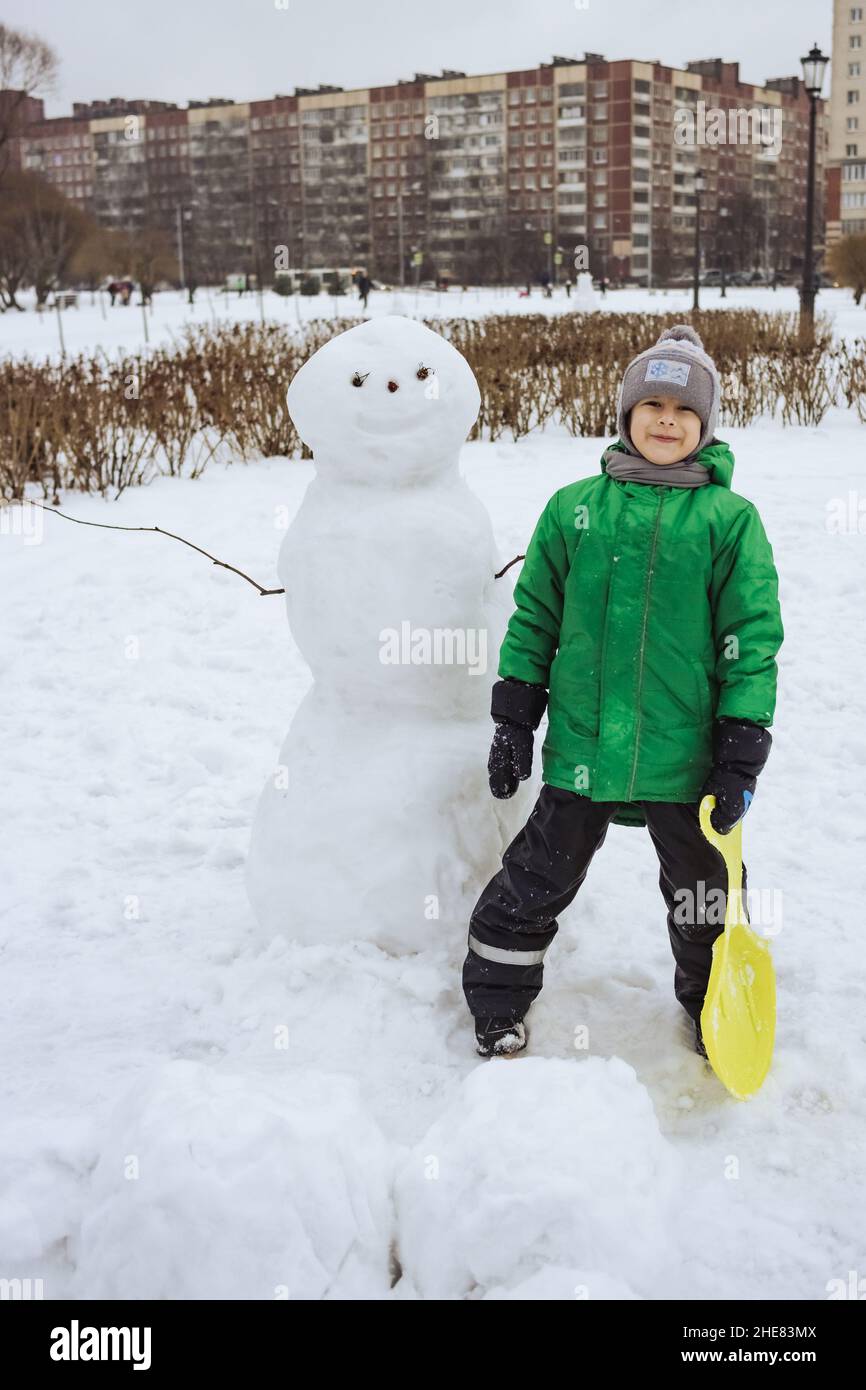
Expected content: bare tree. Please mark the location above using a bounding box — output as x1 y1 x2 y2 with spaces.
0 171 90 307
69 225 125 297
0 23 58 183
828 234 866 305
118 227 178 304
0 179 30 309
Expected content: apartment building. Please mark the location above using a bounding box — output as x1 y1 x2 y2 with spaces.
7 53 826 286
828 0 866 238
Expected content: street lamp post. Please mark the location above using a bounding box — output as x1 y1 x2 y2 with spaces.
397 180 423 290
692 168 705 312
397 188 404 289
799 42 829 343
719 205 729 299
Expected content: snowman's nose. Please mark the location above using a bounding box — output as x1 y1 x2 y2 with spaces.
387 380 399 392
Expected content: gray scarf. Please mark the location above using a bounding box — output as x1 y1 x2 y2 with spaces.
603 446 710 489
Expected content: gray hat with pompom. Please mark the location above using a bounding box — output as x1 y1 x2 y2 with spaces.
615 324 721 459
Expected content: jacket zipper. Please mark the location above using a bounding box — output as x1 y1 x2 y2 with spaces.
626 492 665 801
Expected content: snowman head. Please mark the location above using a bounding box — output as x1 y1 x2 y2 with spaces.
286 316 480 482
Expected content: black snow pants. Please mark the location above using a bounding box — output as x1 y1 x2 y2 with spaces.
463 785 748 1026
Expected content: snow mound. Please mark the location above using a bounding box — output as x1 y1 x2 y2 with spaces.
70 1060 395 1299
481 1266 641 1300
394 1055 683 1299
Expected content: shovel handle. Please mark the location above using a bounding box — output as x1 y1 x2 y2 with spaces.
699 793 744 898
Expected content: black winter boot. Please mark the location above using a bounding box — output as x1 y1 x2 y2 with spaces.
475 1016 527 1058
694 1019 709 1059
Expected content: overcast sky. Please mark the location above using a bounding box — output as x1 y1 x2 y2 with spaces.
5 0 832 116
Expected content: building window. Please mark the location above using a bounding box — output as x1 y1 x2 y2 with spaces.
852 34 863 47
634 79 651 94
849 90 861 103
593 212 607 228
847 143 860 154
592 147 608 164
848 116 860 129
850 62 863 75
851 6 864 19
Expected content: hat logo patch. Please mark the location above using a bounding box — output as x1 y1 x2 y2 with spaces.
645 359 691 386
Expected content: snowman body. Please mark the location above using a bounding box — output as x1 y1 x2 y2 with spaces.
245 316 534 953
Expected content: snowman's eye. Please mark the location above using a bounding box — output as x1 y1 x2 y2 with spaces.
416 364 434 381
351 371 369 387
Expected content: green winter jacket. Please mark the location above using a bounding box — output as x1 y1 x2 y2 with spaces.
498 439 783 828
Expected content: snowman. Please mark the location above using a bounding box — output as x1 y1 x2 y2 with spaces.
245 315 533 954
573 272 598 311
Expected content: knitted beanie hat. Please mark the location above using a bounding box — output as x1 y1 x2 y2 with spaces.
615 324 721 459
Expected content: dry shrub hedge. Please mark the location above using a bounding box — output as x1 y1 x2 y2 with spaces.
1 310 863 502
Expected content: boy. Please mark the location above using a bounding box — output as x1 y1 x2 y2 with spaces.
463 325 784 1059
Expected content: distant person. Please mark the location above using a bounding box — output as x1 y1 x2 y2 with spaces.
564 278 573 298
357 273 371 309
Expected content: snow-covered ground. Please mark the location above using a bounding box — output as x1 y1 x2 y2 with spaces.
2 396 865 1298
2 282 865 363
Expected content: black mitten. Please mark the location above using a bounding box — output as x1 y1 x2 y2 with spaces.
488 678 548 799
701 717 773 834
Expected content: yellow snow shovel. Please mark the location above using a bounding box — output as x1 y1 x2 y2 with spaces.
698 794 776 1100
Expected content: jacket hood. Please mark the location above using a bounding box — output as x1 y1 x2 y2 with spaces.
600 437 735 490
